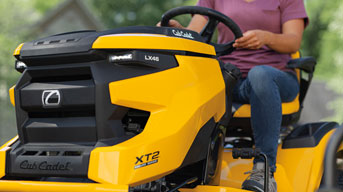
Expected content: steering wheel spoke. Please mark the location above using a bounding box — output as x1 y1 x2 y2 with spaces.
200 18 219 43
212 40 235 57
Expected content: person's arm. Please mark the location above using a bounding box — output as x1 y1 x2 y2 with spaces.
156 15 207 33
233 19 305 54
186 14 208 33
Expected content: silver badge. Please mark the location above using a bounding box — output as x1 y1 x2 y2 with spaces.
42 90 61 108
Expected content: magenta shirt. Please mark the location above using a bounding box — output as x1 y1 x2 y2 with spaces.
196 0 308 77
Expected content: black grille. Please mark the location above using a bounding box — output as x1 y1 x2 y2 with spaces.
17 66 96 144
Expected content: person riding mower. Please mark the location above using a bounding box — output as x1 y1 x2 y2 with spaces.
0 6 341 192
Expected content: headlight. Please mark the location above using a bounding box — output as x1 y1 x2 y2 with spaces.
15 60 27 73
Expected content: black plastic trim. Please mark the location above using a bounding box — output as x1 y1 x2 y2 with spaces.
180 118 216 168
287 57 316 73
166 118 217 188
282 122 338 149
227 113 301 138
7 143 93 177
24 117 96 143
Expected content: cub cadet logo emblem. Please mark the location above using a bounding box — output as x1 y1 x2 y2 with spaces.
19 160 71 171
144 55 159 62
134 151 160 169
172 29 194 39
42 90 61 108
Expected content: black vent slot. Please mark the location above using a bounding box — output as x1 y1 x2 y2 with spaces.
49 40 60 44
22 151 38 156
66 39 75 42
63 151 83 156
31 74 92 83
122 109 150 135
29 67 92 83
39 151 59 156
34 38 79 46
28 110 95 118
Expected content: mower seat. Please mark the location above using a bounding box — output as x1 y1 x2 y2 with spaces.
227 52 317 137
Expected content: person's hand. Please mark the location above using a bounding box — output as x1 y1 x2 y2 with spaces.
156 19 185 29
233 30 271 50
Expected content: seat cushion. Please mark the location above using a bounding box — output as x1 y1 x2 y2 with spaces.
232 95 300 118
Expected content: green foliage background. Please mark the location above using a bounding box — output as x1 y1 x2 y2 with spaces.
0 1 40 144
0 0 342 144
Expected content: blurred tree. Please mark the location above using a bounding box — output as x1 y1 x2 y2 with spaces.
300 0 343 123
302 0 341 78
0 1 38 90
90 0 197 28
319 3 343 123
32 0 62 14
0 1 36 143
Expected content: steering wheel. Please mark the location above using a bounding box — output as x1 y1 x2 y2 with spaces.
161 6 243 57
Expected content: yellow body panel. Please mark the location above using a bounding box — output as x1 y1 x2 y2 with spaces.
218 129 335 192
291 52 300 59
0 136 18 179
92 35 216 56
88 55 225 186
9 86 15 107
0 181 128 192
13 43 24 56
338 143 343 152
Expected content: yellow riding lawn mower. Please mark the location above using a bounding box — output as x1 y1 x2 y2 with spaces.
0 6 342 192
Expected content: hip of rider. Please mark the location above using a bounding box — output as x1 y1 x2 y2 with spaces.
158 0 308 191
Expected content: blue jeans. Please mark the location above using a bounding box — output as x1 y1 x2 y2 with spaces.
232 65 299 172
